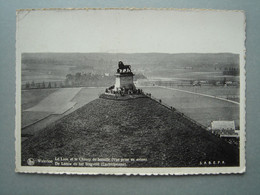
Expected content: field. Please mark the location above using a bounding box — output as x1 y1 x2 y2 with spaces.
22 88 58 110
21 87 104 134
148 70 240 82
171 85 239 96
141 86 239 128
170 85 239 102
22 97 239 167
25 88 81 114
22 89 58 128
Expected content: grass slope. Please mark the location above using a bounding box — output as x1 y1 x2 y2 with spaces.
22 97 239 167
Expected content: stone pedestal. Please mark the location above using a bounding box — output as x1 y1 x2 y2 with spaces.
114 72 135 91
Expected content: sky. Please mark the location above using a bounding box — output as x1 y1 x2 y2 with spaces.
16 9 245 54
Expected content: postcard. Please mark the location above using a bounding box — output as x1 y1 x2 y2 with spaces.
16 8 246 175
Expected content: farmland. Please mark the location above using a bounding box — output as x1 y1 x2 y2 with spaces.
22 89 58 128
25 88 81 114
148 70 240 82
22 88 80 128
21 87 104 133
168 85 239 102
141 86 239 128
22 88 58 110
168 85 239 97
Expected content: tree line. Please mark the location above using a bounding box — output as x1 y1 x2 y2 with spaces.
223 67 239 76
23 72 147 89
24 81 61 89
65 72 146 87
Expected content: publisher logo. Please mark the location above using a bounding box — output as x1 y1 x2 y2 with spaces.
27 158 35 166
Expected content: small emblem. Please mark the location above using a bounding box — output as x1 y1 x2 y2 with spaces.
27 158 35 166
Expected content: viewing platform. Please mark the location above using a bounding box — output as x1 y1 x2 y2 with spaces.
99 93 147 101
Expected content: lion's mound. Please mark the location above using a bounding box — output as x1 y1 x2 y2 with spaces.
22 97 239 167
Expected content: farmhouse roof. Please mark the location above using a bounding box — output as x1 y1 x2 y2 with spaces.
211 121 235 130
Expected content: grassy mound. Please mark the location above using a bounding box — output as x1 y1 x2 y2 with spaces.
22 97 239 167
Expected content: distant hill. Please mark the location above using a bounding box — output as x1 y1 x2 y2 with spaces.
22 97 239 167
22 53 239 83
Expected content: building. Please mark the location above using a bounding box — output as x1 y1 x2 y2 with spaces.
211 121 235 131
210 120 239 145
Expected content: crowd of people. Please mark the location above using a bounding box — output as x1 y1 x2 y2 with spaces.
105 85 143 96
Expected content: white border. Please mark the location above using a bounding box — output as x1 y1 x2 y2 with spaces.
15 8 246 175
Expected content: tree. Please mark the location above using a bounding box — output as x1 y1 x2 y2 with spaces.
31 81 35 88
48 82 51 88
66 74 73 80
42 81 45 88
75 72 82 86
223 77 226 85
65 74 73 86
25 82 30 89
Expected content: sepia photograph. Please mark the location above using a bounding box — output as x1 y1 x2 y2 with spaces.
15 8 246 175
